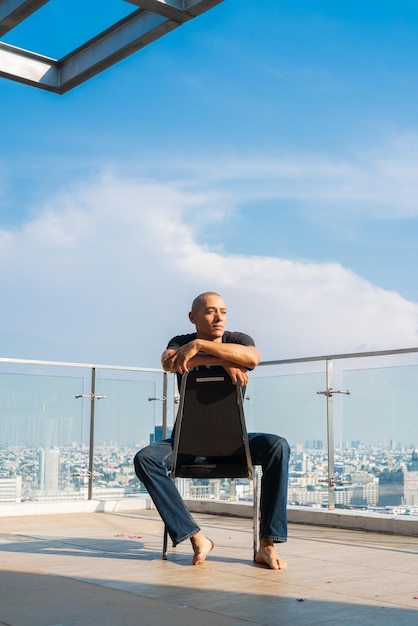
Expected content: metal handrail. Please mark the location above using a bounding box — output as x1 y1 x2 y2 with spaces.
259 346 418 367
3 343 418 371
0 356 163 372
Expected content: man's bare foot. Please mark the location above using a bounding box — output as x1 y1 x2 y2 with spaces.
255 540 287 570
190 531 214 565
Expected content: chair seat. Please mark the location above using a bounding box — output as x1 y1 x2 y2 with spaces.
176 463 252 479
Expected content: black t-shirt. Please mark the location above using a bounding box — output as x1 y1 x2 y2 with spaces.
167 330 255 351
167 330 256 390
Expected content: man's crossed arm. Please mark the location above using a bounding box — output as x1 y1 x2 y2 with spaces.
161 339 260 387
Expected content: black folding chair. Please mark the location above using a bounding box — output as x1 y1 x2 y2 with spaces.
162 368 260 560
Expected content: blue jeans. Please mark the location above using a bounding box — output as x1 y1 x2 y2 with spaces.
134 433 290 546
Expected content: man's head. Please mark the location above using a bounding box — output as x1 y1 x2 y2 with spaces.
189 292 226 341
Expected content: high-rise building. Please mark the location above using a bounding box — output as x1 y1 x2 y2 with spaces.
149 425 173 444
38 447 60 494
404 470 418 506
408 450 418 471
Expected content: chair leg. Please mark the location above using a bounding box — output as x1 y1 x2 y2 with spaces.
253 467 261 561
162 525 168 560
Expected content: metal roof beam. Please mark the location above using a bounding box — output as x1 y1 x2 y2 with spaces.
0 41 57 90
0 0 224 93
0 0 49 37
124 0 224 19
58 9 176 94
123 1 191 22
183 0 225 17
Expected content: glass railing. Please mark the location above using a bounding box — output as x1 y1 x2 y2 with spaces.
246 348 418 518
1 348 418 521
339 356 418 515
0 358 167 504
245 364 328 508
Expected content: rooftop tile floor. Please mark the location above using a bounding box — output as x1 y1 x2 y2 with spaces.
0 509 417 625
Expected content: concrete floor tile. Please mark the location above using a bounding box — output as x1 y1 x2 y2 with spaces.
382 592 418 609
325 572 418 605
1 511 418 626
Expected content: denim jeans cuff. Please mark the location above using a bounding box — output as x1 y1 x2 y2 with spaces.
173 526 201 547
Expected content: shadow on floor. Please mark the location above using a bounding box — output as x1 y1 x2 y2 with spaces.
0 534 257 566
0 569 417 626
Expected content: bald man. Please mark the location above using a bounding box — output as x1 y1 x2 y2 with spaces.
134 292 290 569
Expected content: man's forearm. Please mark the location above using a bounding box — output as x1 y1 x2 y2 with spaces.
161 341 260 373
183 353 221 368
193 340 260 370
162 350 220 372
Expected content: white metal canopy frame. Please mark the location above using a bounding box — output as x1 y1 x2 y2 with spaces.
0 0 224 93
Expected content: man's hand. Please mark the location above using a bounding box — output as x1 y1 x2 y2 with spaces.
221 361 249 387
161 341 199 373
161 344 251 386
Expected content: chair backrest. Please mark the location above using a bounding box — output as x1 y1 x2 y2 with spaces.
171 368 253 480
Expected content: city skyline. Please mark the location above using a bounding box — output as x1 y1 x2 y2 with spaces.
1 440 417 515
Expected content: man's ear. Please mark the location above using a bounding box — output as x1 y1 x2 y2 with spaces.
189 311 195 324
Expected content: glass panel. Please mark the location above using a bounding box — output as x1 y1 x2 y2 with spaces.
341 364 418 515
246 370 328 507
0 372 85 503
246 371 326 440
93 376 159 499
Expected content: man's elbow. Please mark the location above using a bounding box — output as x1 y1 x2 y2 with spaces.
161 349 176 371
247 348 261 370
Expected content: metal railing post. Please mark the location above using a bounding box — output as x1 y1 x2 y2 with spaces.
326 359 335 510
87 367 96 500
162 372 168 440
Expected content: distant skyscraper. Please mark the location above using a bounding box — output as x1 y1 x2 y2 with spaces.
404 470 418 506
408 450 418 471
37 448 45 491
154 425 163 442
38 447 60 493
149 425 172 445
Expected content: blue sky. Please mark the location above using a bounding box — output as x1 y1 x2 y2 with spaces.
1 0 418 367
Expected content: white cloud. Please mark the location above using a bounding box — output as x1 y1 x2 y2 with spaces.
149 133 418 219
0 172 417 367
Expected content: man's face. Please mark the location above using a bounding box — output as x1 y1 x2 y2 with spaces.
189 294 227 340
